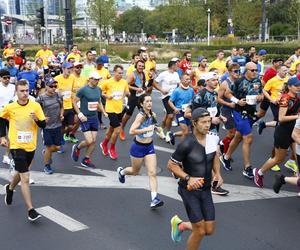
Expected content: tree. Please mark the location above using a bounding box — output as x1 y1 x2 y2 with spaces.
289 0 300 39
87 0 117 38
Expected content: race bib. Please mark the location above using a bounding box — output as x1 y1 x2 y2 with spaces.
178 116 185 122
181 104 189 112
112 91 123 100
88 102 98 111
144 130 154 138
207 107 218 117
17 131 33 143
62 91 72 100
246 95 257 105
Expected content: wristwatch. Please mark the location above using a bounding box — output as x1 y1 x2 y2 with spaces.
184 175 190 182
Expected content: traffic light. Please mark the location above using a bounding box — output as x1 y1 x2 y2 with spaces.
36 7 45 27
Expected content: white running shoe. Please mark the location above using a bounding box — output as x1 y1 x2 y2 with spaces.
2 155 11 165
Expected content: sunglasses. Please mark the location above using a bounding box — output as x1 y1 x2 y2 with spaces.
233 70 241 74
48 85 57 88
75 66 83 69
248 69 258 72
2 76 10 79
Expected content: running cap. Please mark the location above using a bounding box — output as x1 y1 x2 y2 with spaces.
258 49 267 56
0 69 10 77
62 62 73 69
89 71 102 80
96 57 105 65
73 61 83 67
197 56 206 62
171 57 180 62
201 72 218 81
191 108 210 120
140 46 147 51
91 50 97 55
287 77 300 86
45 77 58 86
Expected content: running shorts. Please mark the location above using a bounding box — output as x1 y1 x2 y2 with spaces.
232 110 252 136
63 109 75 127
130 139 155 158
176 112 191 126
80 116 99 132
274 125 294 149
43 127 62 146
221 108 235 130
162 96 174 115
107 112 123 128
10 149 35 173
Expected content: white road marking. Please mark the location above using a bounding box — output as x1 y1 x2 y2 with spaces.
154 145 174 154
0 168 296 204
36 206 89 232
0 184 5 195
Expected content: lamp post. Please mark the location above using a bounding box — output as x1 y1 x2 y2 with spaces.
63 0 73 50
207 8 211 46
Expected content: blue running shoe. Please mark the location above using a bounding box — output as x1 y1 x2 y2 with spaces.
170 215 183 243
220 154 232 171
150 196 164 209
57 145 65 154
81 158 95 168
117 167 125 183
71 144 80 162
44 165 54 174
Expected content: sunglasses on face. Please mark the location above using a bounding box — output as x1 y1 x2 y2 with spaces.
248 69 258 72
2 76 10 80
233 70 241 74
48 85 57 88
75 66 83 69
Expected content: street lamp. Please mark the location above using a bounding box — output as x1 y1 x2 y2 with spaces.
207 8 211 46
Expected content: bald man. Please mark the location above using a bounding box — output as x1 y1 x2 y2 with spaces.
220 62 264 179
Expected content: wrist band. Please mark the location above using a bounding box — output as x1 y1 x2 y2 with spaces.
78 112 84 119
230 97 239 104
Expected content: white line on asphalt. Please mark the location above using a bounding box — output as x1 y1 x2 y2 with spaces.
0 184 5 195
36 206 89 232
154 145 174 154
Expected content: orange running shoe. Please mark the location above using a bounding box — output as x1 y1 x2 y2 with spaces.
119 129 126 141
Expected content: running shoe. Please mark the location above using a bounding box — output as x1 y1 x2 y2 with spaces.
44 165 54 175
257 120 266 135
117 167 125 183
220 154 232 171
28 208 42 222
273 174 285 194
57 145 65 154
166 131 175 145
170 215 183 243
271 165 281 172
284 160 298 173
4 184 13 206
253 168 264 188
150 196 164 209
172 120 178 127
109 147 118 160
81 158 96 168
119 129 126 141
211 186 229 196
63 133 71 142
243 166 254 179
2 155 11 165
156 127 166 140
69 134 79 144
100 142 108 156
71 144 80 162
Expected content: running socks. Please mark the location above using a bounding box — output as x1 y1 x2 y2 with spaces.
151 192 157 200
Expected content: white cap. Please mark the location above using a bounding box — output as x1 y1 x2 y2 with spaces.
74 61 83 67
91 50 97 55
89 71 102 80
201 72 218 81
140 46 147 51
171 57 180 62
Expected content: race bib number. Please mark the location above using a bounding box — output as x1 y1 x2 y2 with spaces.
181 104 189 112
178 116 185 122
112 91 123 100
207 107 218 117
17 131 33 143
88 102 98 111
144 130 154 138
62 91 72 100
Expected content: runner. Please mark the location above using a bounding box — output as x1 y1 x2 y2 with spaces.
117 94 164 208
71 71 107 168
178 51 192 74
3 56 18 84
153 60 181 141
0 79 46 221
126 53 140 77
36 78 64 174
17 61 40 97
284 47 300 67
120 60 146 141
168 107 223 249
253 77 300 188
0 69 15 165
208 50 226 76
35 44 53 67
100 65 130 160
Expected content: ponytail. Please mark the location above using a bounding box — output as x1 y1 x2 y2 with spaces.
282 83 289 94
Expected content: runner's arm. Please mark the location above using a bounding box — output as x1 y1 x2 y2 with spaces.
129 113 153 135
72 96 81 114
212 152 223 187
278 106 298 123
0 117 7 137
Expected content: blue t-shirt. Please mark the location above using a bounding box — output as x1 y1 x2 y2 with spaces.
3 65 18 77
177 68 183 78
233 56 246 67
220 72 230 83
170 86 194 110
18 71 39 91
76 85 101 117
99 55 109 64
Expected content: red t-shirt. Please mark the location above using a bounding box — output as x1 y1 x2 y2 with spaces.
178 59 192 73
262 67 277 84
13 55 23 66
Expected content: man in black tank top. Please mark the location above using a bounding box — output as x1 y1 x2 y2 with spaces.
168 108 224 249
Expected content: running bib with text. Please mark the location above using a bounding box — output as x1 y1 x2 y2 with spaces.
207 107 218 117
88 102 98 111
17 131 33 143
112 91 123 100
62 91 72 100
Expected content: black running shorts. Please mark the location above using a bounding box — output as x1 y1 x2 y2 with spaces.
10 149 35 173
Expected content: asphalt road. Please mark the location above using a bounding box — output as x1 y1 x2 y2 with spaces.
0 91 299 250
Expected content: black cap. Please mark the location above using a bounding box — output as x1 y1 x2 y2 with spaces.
272 58 284 63
0 69 10 77
191 108 210 120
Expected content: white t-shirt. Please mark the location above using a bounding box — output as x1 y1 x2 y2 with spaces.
295 117 300 155
0 82 15 111
155 70 181 99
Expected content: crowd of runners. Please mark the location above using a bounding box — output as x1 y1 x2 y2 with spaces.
0 42 300 249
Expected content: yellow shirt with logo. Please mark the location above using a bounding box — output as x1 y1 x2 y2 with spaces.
145 60 156 81
3 48 14 58
0 100 45 152
100 78 129 114
290 59 300 72
66 52 81 62
208 59 226 75
35 49 53 66
264 75 288 101
126 64 135 77
55 74 75 110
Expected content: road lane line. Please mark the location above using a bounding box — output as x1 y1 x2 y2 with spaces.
154 145 174 154
36 206 89 232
